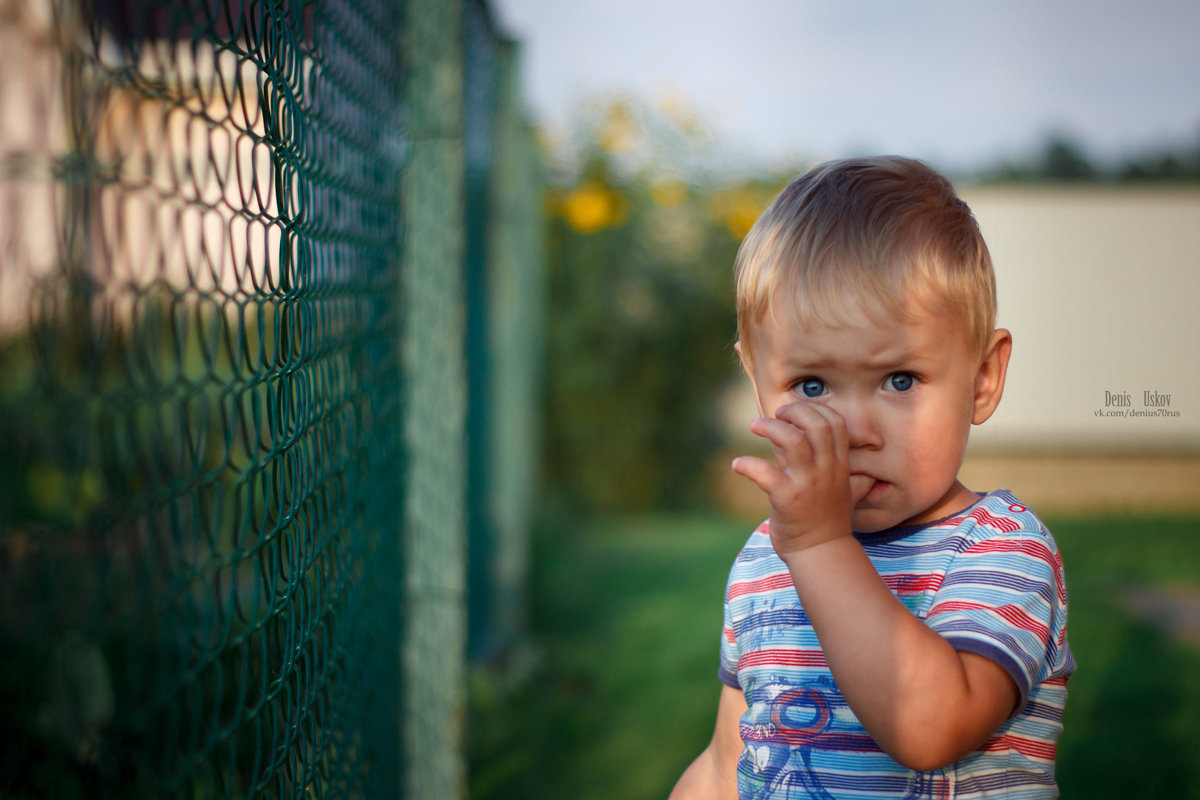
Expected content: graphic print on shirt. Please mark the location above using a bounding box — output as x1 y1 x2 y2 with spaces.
741 681 837 800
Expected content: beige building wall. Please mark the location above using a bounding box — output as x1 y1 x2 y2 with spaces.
963 186 1200 454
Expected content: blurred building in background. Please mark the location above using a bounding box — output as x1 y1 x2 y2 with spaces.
967 186 1200 453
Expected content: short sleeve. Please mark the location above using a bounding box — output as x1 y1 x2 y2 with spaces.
924 529 1069 708
718 566 741 689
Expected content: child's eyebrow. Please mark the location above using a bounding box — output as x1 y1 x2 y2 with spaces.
862 349 930 369
782 348 934 372
780 353 837 371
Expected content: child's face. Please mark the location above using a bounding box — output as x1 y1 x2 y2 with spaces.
742 290 997 533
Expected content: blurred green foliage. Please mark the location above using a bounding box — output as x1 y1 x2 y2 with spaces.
539 98 788 513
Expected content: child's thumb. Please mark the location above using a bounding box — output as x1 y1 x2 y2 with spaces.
849 474 874 505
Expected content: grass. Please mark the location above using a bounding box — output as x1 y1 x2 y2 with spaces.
467 510 1200 800
1051 514 1200 797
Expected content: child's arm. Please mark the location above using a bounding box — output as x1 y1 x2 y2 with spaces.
732 402 1020 771
669 684 746 800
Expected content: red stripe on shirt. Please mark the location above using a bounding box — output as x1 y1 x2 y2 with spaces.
928 600 1050 641
738 648 828 670
967 506 1023 532
968 537 1056 566
728 572 795 600
883 572 943 595
981 732 1058 762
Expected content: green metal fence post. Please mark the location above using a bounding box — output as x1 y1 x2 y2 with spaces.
463 0 499 661
485 34 546 659
401 0 468 796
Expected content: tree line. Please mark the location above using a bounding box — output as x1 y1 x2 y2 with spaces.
980 132 1200 183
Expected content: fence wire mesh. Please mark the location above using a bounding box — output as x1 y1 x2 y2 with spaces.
1 1 408 796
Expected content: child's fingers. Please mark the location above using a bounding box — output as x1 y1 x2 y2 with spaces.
773 402 846 466
730 454 785 495
807 403 850 462
748 415 813 470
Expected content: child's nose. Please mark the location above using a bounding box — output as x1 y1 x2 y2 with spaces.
834 396 882 449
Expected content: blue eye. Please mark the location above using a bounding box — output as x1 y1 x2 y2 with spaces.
797 378 826 397
887 373 915 392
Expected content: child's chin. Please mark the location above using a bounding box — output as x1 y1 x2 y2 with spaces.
851 498 920 533
851 510 903 534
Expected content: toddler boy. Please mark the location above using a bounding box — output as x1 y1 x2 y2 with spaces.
671 157 1074 799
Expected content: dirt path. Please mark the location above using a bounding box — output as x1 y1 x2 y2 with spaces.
713 453 1200 520
955 454 1200 515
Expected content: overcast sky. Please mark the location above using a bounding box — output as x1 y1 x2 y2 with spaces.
489 0 1200 173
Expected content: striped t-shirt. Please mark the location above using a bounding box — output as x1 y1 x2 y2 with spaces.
719 490 1074 799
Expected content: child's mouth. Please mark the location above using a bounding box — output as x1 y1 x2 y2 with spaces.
854 477 889 502
851 473 884 503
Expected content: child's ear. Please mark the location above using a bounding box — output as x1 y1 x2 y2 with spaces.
734 341 766 418
972 328 1012 425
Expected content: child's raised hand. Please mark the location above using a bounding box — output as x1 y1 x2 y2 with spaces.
731 401 873 562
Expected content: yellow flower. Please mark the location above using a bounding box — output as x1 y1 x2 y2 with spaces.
562 181 626 233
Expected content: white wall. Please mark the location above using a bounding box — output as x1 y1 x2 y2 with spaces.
964 186 1200 452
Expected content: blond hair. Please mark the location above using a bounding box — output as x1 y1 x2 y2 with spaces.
735 156 996 369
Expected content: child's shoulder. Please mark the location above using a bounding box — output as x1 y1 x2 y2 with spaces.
941 490 1053 542
732 520 775 564
928 491 1065 575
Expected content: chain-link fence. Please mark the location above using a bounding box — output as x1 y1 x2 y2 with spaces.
0 0 542 796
